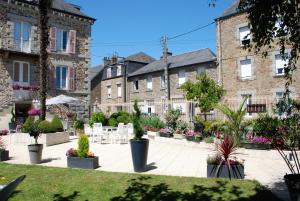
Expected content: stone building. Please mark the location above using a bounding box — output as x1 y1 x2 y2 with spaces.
127 48 217 117
216 0 300 117
0 0 95 129
91 52 155 115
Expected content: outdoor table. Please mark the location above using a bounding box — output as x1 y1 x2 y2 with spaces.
102 126 117 133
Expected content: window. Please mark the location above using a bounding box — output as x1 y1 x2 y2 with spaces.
56 66 68 89
240 59 252 79
144 100 155 114
14 22 31 52
178 69 186 85
161 75 166 88
239 26 250 45
117 84 122 97
116 65 122 76
13 61 30 84
197 67 204 75
56 29 68 52
133 80 139 91
107 67 111 78
275 91 284 103
107 86 112 98
275 54 288 75
241 94 252 117
172 98 186 113
147 75 152 90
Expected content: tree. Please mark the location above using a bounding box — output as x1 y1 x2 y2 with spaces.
216 98 247 146
38 0 52 120
132 100 144 140
181 71 224 120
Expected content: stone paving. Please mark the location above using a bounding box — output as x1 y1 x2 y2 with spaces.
2 134 292 200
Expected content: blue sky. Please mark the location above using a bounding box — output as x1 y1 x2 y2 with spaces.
67 0 234 66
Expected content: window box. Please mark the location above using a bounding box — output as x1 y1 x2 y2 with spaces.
0 150 9 162
207 164 245 179
240 142 271 150
67 156 99 169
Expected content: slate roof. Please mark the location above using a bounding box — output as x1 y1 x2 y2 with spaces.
88 65 104 81
125 52 156 64
52 0 95 20
216 0 240 20
128 48 216 77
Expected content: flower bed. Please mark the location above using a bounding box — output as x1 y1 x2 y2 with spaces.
159 128 173 138
184 129 202 142
0 129 9 136
241 136 272 150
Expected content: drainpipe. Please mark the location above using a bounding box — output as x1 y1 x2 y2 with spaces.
217 19 223 85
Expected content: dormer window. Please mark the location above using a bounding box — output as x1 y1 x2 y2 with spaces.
107 67 111 78
116 65 122 76
239 26 250 46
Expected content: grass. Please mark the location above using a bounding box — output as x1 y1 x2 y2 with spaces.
0 163 280 201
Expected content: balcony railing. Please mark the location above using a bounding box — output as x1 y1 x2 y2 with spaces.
12 84 39 101
0 36 39 54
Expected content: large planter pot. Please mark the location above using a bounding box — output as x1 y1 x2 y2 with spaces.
186 136 202 142
67 156 99 169
28 144 43 164
130 139 149 172
0 150 9 161
241 142 271 150
173 134 185 140
40 132 69 146
207 164 245 179
159 132 172 138
8 122 16 131
284 174 300 201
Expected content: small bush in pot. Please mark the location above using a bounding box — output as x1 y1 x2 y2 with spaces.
130 100 149 172
51 115 64 132
66 134 98 169
108 118 118 127
38 120 55 133
0 136 9 161
165 109 181 133
74 119 84 133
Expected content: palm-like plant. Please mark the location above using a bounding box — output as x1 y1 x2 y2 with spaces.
38 0 52 120
216 98 247 145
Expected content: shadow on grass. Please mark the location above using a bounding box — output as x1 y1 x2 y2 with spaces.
41 157 61 164
110 176 282 201
53 191 88 201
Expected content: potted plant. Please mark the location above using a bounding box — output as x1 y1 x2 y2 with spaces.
275 97 300 201
173 120 187 140
22 117 43 164
74 119 84 133
159 128 172 138
185 129 202 142
207 134 244 179
130 100 149 172
8 108 16 131
0 136 9 161
241 134 272 150
67 134 99 169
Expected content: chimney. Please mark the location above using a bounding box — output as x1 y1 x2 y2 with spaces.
111 54 118 64
103 57 111 66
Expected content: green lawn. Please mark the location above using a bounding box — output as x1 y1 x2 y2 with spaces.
0 163 280 201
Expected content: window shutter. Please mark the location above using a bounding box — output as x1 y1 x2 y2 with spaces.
49 65 56 89
68 66 75 91
49 27 57 51
30 64 35 85
67 30 76 54
7 21 14 49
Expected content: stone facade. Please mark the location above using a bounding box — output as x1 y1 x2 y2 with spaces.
216 12 300 115
0 0 95 127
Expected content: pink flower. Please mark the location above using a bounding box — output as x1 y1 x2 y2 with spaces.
251 136 271 144
28 108 40 116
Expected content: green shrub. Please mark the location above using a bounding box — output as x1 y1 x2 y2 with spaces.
22 116 35 133
132 100 144 140
108 118 118 127
141 115 166 129
116 114 131 124
175 120 188 133
51 115 64 132
203 136 214 144
38 120 55 133
74 119 84 130
252 114 281 137
194 116 225 135
165 109 181 132
110 111 132 124
89 112 107 126
77 134 89 157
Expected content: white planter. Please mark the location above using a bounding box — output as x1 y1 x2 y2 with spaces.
12 132 69 146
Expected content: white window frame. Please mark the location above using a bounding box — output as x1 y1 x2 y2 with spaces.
133 79 139 91
13 21 31 52
178 69 186 86
13 61 30 84
161 75 166 88
107 67 111 78
275 53 288 76
239 26 251 45
241 94 252 118
240 59 252 79
146 75 153 90
56 66 68 90
116 65 122 76
56 28 68 52
107 85 112 98
117 84 122 97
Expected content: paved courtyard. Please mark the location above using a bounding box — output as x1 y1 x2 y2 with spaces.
2 134 292 200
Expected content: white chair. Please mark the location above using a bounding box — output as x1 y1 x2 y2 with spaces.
84 124 92 136
112 123 124 143
127 123 134 138
92 123 103 143
120 125 129 143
